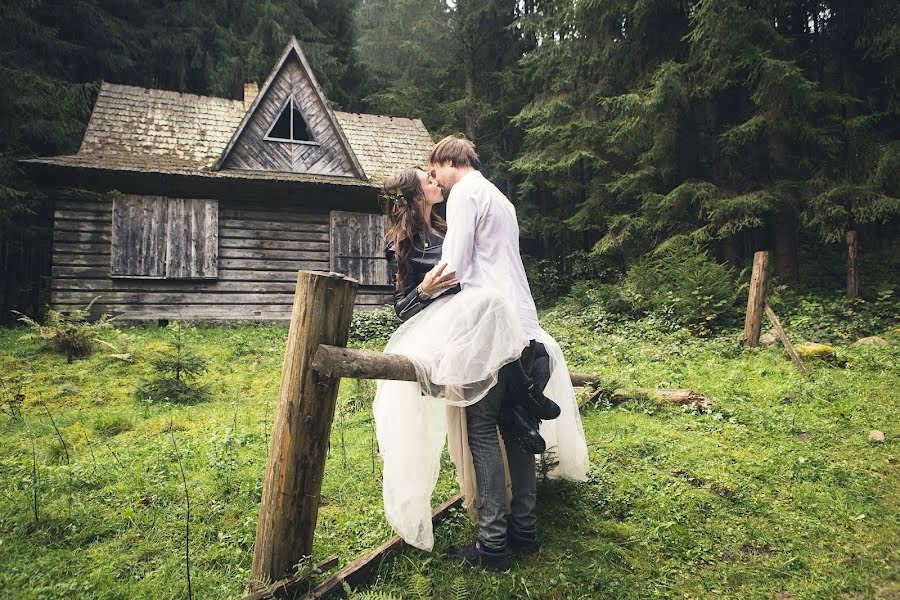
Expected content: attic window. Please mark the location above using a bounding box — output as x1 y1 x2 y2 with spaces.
265 96 317 144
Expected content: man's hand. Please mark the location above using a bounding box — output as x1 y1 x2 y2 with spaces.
419 261 458 297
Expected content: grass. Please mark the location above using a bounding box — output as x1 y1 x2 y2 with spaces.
0 295 897 599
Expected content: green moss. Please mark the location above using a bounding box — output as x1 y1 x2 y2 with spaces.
794 342 838 360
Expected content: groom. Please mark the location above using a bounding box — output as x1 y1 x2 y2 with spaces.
429 135 552 571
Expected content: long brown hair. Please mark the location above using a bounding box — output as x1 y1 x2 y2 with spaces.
382 167 447 292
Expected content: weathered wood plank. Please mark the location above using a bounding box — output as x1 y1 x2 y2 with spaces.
53 243 110 255
219 238 329 251
219 248 328 261
220 210 329 224
74 303 296 321
220 219 330 234
52 298 381 321
54 230 112 244
219 258 330 271
52 265 327 282
53 254 110 267
54 210 111 222
51 279 297 293
52 290 297 305
54 200 112 214
220 229 329 243
54 219 111 233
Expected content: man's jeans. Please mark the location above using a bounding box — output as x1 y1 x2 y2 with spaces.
465 341 551 549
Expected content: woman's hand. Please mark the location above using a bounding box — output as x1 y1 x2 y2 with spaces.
418 261 458 297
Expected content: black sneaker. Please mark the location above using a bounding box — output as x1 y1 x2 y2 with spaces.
507 525 541 554
499 404 546 454
446 540 512 571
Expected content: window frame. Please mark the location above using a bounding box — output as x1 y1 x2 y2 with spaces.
263 96 320 146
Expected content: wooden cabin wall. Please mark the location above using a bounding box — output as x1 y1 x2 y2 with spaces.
50 192 391 321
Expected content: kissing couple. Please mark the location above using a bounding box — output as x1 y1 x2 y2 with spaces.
373 136 589 572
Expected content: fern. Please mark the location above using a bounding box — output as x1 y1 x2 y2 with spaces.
448 576 467 600
349 592 403 600
14 296 116 363
408 572 432 600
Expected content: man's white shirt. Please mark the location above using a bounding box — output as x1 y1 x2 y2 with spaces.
440 170 541 340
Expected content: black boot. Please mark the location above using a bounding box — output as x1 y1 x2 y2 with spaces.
499 403 546 454
503 358 561 420
507 524 541 554
446 539 512 571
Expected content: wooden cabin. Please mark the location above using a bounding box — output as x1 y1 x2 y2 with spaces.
22 37 432 321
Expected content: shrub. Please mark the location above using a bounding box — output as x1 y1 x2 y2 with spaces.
623 239 740 334
349 306 400 344
15 297 116 362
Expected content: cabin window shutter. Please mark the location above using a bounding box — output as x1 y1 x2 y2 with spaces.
111 195 218 279
110 195 168 278
329 211 390 286
165 198 219 279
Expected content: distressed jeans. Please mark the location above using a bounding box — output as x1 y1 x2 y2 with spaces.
465 341 551 550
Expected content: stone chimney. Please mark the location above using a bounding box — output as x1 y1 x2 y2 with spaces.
243 82 259 110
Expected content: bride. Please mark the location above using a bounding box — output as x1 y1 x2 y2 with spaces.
373 166 588 551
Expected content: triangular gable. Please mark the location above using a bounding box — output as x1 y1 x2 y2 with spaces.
217 37 365 179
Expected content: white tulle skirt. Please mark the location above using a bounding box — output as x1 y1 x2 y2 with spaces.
373 287 590 551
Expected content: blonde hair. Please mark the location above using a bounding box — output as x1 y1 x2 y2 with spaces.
428 135 481 170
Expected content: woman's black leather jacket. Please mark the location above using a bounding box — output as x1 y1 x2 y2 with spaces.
385 229 461 321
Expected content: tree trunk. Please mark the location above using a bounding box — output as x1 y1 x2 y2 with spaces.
773 207 799 282
462 42 476 141
718 236 740 268
847 229 859 299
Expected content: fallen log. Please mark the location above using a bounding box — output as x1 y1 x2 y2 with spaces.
242 555 339 600
764 302 812 379
579 386 711 411
305 494 464 599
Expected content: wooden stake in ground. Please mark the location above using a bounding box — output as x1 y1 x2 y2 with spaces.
847 230 859 299
744 251 769 347
250 272 358 589
763 302 811 379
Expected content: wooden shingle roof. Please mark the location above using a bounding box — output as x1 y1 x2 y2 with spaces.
334 112 434 183
27 80 433 186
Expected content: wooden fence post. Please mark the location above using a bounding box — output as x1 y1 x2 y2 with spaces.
250 271 357 589
847 230 859 299
743 251 769 348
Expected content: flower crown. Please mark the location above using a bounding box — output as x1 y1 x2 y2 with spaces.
380 187 409 207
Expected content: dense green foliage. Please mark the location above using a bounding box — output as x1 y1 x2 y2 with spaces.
0 294 896 598
356 0 898 295
2 1 898 318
